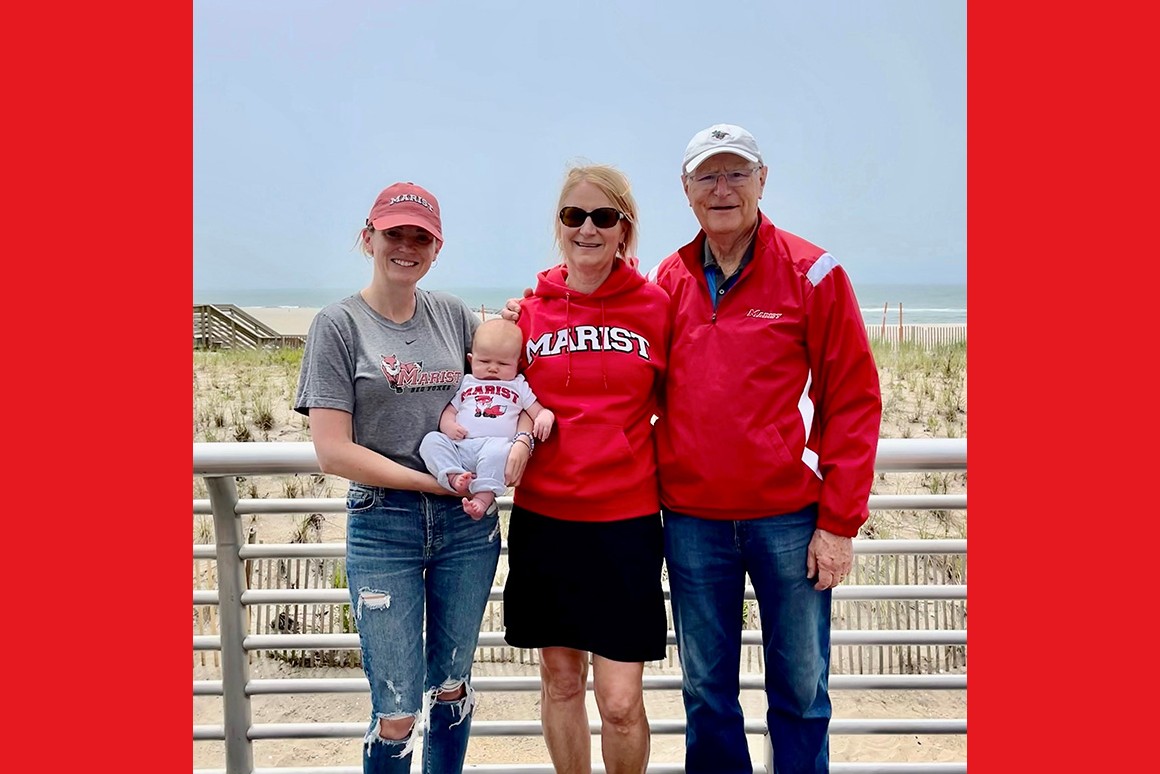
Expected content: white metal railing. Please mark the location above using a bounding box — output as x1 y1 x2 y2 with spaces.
194 439 966 477
194 439 967 774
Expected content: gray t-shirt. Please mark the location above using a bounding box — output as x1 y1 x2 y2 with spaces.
294 290 480 472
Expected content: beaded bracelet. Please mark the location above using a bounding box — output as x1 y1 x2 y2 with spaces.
513 431 535 456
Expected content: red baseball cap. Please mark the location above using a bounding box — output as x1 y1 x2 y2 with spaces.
366 182 443 242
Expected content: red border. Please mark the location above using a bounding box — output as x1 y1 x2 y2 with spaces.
16 1 1153 768
4 1 192 766
969 2 1155 769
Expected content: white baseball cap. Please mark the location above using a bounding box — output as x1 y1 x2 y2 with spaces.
682 123 763 175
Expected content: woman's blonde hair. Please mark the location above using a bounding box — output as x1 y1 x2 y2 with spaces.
354 226 374 258
554 164 639 259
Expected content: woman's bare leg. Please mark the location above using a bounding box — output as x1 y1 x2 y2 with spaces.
593 655 649 774
539 647 592 774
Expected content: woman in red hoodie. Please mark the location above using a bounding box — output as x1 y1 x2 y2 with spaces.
503 164 671 773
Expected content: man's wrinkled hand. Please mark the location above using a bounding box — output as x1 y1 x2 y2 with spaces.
806 528 854 590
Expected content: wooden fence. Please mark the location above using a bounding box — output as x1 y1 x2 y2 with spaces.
831 551 966 674
865 323 966 348
193 545 966 675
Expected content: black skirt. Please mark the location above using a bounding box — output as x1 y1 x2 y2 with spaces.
503 505 667 663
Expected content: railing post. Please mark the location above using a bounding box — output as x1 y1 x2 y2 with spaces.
206 475 254 774
765 732 773 772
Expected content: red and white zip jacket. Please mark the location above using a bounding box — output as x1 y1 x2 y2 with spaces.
648 214 882 537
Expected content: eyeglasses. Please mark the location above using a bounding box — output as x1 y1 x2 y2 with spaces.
686 166 760 190
558 206 630 229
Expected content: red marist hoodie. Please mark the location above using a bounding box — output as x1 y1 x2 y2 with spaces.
515 258 670 522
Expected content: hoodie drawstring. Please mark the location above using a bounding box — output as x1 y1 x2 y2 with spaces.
600 301 608 390
564 293 572 388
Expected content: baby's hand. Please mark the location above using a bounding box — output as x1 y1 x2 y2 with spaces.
532 410 555 441
447 423 469 441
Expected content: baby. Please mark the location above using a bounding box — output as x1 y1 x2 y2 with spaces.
420 318 554 518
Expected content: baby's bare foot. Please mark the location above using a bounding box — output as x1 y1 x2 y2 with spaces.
449 472 474 495
462 492 496 520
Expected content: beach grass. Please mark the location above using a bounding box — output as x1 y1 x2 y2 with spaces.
193 343 966 543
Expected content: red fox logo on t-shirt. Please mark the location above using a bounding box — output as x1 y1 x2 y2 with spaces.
380 355 423 393
473 395 507 418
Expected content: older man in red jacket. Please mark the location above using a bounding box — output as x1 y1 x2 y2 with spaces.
648 124 882 774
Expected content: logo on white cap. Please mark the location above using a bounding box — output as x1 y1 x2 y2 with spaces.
683 123 763 175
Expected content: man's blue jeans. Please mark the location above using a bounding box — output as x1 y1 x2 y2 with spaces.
346 484 502 774
664 506 832 774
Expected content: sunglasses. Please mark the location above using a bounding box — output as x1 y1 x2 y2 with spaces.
558 206 629 229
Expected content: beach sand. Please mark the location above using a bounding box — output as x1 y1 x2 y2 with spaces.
243 306 322 337
193 659 965 769
242 304 509 338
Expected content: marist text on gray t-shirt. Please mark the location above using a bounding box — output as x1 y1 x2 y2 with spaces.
294 290 480 472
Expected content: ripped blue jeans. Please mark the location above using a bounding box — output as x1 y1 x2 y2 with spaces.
345 484 502 774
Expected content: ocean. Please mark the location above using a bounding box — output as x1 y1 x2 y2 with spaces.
195 282 966 325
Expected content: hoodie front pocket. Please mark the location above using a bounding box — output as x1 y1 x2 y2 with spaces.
541 422 634 484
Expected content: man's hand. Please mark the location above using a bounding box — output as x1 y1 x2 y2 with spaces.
500 288 533 322
806 528 854 590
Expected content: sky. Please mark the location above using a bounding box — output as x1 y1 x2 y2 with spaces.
193 0 965 297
